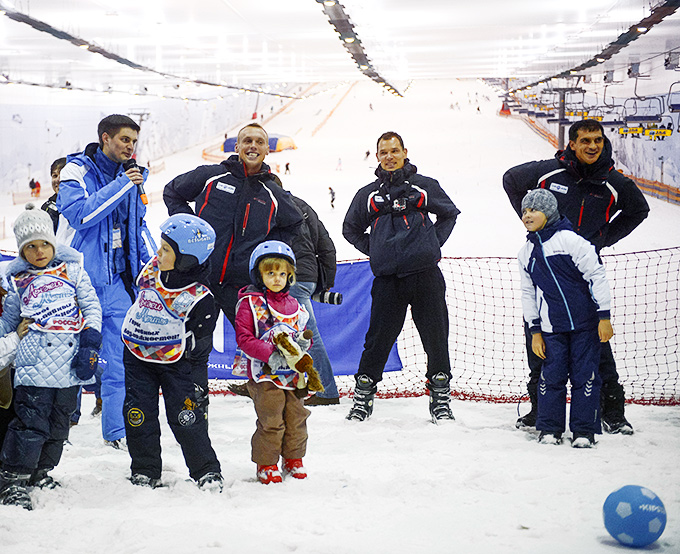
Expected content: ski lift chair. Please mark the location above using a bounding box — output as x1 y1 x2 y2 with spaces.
668 82 680 113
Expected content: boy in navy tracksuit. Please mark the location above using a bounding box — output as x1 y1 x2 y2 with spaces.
518 189 613 448
121 214 222 490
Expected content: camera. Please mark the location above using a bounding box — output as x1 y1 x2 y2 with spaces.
311 290 343 305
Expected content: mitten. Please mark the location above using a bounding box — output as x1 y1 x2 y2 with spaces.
264 350 287 373
295 329 313 352
72 327 102 380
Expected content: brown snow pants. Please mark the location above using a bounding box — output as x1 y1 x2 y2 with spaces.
247 380 310 466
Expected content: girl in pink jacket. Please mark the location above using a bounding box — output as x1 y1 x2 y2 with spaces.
233 241 311 485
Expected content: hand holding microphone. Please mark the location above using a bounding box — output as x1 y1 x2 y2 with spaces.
122 158 148 205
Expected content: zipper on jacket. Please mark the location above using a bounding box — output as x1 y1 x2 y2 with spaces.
219 235 235 284
577 199 585 232
537 234 575 331
242 203 250 236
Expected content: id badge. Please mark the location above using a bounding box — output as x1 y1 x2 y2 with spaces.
112 226 123 249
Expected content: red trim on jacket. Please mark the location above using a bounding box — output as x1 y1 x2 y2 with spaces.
219 235 235 284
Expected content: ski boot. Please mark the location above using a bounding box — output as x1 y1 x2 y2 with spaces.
346 374 377 421
427 372 455 423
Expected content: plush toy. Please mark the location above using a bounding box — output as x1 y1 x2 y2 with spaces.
271 329 324 394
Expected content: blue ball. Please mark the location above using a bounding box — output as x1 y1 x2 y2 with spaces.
603 485 666 548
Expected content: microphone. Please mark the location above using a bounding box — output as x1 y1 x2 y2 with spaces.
122 158 148 205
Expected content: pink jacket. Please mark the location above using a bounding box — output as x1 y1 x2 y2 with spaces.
234 286 308 382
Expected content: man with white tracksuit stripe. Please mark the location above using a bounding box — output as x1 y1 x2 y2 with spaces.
57 114 156 448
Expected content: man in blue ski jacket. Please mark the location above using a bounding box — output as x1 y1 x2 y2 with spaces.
57 114 156 448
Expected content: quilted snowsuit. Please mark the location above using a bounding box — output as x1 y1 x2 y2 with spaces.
0 245 102 475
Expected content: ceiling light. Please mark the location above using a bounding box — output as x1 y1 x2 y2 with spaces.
344 37 355 44
636 27 647 33
359 64 368 70
323 0 337 5
596 57 606 63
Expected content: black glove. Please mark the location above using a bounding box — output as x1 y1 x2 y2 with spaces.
72 327 102 381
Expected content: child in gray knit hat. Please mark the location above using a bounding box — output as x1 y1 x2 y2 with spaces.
0 205 102 510
520 188 560 230
518 189 613 449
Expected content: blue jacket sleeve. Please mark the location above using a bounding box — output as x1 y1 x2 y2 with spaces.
57 161 143 230
0 292 22 338
74 261 103 332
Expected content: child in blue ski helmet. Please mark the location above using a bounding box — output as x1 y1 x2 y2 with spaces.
121 214 223 491
160 213 216 272
248 239 296 292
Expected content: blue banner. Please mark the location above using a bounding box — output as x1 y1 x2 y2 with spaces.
208 259 403 379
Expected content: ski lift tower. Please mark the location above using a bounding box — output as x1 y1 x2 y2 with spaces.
551 87 585 150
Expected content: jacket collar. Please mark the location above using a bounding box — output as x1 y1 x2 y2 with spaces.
555 135 614 182
527 215 573 245
160 260 211 290
375 160 418 198
8 245 82 275
223 155 272 180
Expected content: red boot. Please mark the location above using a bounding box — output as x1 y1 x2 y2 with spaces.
282 458 307 480
257 465 282 485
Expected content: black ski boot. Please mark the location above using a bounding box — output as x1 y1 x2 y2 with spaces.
601 385 634 435
516 388 538 429
129 473 162 489
346 375 377 421
29 468 61 490
427 372 455 423
0 469 33 510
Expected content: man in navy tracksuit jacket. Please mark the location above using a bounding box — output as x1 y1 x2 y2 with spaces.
504 119 649 434
343 132 460 422
519 189 613 447
58 115 156 447
163 123 302 327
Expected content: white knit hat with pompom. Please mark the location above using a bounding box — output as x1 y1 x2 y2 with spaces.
14 203 57 257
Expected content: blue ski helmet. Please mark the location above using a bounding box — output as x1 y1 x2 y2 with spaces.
160 214 216 271
249 240 296 284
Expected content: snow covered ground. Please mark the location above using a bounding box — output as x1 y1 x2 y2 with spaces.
0 79 678 552
3 394 678 554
